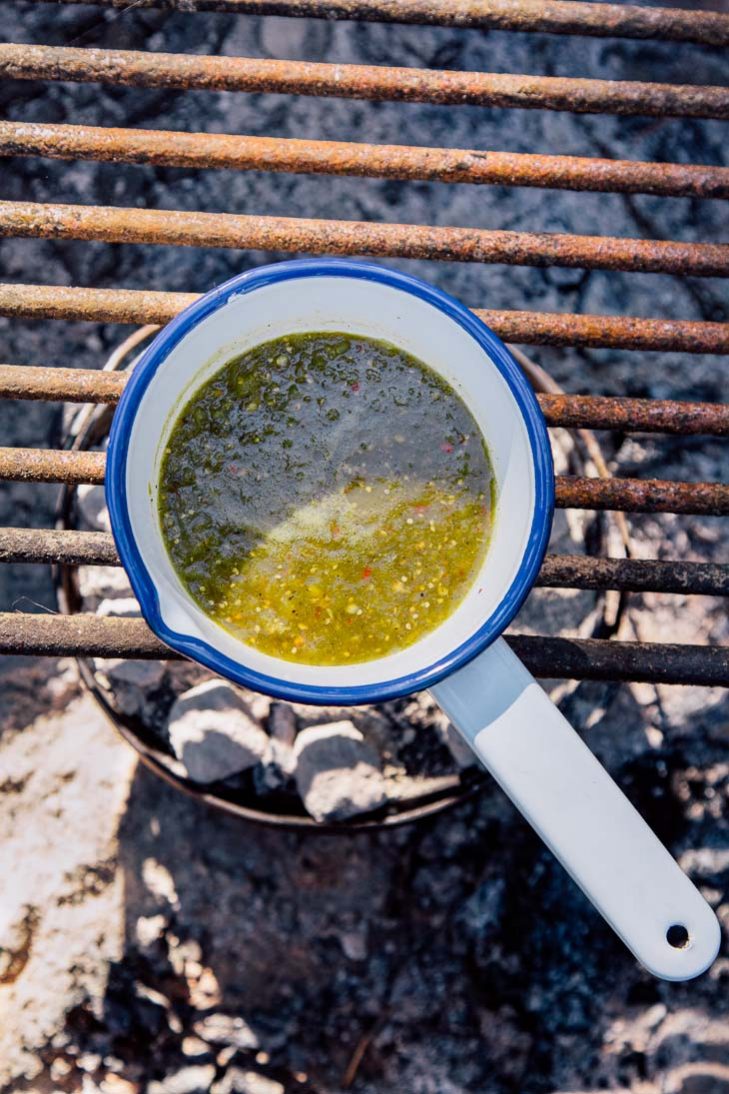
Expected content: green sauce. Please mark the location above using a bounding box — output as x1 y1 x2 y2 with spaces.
159 332 495 665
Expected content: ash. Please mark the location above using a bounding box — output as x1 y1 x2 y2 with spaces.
0 4 727 1093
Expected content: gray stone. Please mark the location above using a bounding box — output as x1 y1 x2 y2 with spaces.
148 1064 216 1094
679 848 729 881
293 721 387 822
76 483 111 532
95 659 167 717
78 565 134 608
665 1063 729 1094
244 690 273 722
135 914 166 949
100 1074 140 1094
97 597 141 618
181 1038 212 1059
193 1013 259 1051
340 928 368 961
78 1052 102 1073
212 1070 284 1094
168 680 268 784
166 662 213 693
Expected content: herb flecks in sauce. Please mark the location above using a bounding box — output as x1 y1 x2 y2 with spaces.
159 333 494 665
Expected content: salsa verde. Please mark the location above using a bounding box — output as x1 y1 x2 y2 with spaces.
159 332 495 665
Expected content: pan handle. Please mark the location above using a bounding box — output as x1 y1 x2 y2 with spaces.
431 637 720 981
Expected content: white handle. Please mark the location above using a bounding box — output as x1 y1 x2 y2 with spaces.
431 637 720 981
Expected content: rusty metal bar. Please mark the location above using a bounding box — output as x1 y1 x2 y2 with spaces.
0 448 106 485
0 612 174 660
506 635 729 687
555 477 729 516
485 312 729 355
0 527 120 566
0 610 724 685
536 556 729 597
1 447 727 514
2 200 727 278
2 366 728 438
0 364 126 403
3 525 728 597
0 283 196 326
0 283 726 355
4 121 729 201
538 394 729 436
2 44 728 121
27 1 729 47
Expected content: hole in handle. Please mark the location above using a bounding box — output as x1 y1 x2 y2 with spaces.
666 924 690 950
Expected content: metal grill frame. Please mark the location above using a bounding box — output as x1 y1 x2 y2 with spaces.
1 0 728 692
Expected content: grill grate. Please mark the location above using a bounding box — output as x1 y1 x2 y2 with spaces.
3 121 729 199
2 445 729 515
3 198 729 276
2 527 728 597
2 282 728 352
1 0 727 688
2 42 729 118
24 0 729 48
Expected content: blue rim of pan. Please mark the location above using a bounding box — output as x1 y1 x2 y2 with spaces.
106 259 554 705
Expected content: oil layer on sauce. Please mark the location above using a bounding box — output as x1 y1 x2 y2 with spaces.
159 332 495 665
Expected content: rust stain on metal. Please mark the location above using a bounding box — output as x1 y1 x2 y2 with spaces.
28 1 729 47
0 283 726 354
0 447 105 485
1 611 725 685
1 200 727 277
0 364 127 403
3 121 729 200
556 476 729 516
1 44 728 120
538 394 729 435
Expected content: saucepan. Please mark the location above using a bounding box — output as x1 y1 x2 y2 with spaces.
106 259 720 980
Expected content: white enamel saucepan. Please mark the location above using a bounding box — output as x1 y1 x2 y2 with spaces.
107 260 720 980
